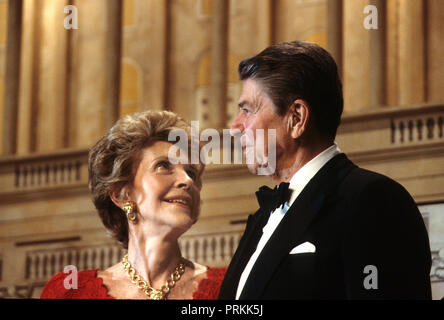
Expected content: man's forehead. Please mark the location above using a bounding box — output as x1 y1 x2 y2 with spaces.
238 88 269 110
242 77 272 97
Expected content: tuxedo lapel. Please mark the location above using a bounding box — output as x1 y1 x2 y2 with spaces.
230 208 269 271
239 154 356 299
218 206 270 298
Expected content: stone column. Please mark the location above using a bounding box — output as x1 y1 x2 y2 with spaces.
147 0 170 110
35 0 70 152
104 0 122 131
386 0 399 106
2 0 22 155
64 0 75 148
398 0 425 105
426 0 444 102
210 0 229 130
256 0 274 51
16 0 39 154
343 0 371 112
369 0 386 107
69 0 107 148
327 0 342 77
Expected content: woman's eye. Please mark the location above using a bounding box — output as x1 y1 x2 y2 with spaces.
186 169 197 181
156 161 171 170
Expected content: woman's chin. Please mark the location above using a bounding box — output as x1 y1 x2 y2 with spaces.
166 212 195 232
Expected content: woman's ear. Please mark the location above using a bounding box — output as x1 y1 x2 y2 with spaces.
109 186 129 210
111 185 139 222
110 191 124 210
286 99 310 139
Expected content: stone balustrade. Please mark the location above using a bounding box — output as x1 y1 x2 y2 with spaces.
0 148 89 196
0 231 242 298
431 249 444 283
391 111 444 145
24 244 125 282
179 231 242 265
338 102 444 156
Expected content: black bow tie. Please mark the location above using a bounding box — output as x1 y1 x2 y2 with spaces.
255 182 291 214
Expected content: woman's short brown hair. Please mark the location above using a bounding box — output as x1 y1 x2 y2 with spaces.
88 110 204 249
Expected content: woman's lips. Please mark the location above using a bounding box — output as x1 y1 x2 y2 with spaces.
164 198 191 210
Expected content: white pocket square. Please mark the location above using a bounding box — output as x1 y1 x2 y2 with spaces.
289 242 316 254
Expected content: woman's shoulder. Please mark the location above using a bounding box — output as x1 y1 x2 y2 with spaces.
192 266 227 300
40 269 114 299
204 266 227 281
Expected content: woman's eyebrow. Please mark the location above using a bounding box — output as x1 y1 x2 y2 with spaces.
187 164 199 171
151 155 170 162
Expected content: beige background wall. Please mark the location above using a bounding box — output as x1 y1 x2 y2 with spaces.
0 0 443 299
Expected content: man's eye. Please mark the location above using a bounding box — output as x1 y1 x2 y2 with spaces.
241 108 250 115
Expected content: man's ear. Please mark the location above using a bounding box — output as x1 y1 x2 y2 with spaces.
286 99 310 139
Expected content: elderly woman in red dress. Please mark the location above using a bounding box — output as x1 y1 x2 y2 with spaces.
41 111 225 299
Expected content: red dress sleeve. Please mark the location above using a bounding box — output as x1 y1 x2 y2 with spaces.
40 269 114 299
192 267 227 300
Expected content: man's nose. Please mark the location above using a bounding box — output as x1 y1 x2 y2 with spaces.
229 113 244 137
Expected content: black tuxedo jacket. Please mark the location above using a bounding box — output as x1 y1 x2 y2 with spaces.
219 154 432 299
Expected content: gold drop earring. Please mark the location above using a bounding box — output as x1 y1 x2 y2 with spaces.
123 201 137 222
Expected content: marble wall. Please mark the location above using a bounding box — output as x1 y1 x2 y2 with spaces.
0 0 7 153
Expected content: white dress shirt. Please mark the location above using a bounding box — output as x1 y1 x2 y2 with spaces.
235 143 343 299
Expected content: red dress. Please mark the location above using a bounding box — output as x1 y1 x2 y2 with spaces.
40 267 226 300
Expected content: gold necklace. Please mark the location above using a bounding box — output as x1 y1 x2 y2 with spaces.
121 254 185 300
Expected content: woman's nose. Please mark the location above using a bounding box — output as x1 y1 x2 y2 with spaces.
176 169 193 189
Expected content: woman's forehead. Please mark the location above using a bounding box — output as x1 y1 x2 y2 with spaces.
141 140 191 164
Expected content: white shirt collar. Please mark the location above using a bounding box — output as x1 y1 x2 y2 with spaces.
236 143 342 299
287 143 342 206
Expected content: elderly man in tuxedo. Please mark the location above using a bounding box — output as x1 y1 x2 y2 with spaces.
218 41 432 300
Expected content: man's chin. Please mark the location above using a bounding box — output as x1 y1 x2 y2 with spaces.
246 163 259 175
246 162 276 176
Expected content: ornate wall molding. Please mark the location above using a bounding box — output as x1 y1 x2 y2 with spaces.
431 249 444 283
